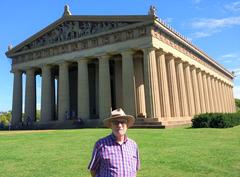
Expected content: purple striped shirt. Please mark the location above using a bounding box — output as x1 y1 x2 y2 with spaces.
88 133 140 177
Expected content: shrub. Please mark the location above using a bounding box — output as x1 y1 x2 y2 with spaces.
192 112 240 128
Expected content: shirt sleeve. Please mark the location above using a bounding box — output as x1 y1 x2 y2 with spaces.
88 142 101 171
136 145 140 171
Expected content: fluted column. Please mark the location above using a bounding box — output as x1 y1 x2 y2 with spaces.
190 66 201 114
224 83 230 112
41 65 54 122
114 58 123 108
77 59 89 120
175 59 189 116
226 84 232 112
229 86 236 112
25 68 36 121
216 79 223 112
196 69 206 113
58 62 70 121
220 82 227 112
226 85 230 112
207 75 214 112
213 78 220 112
183 63 195 116
156 50 171 117
143 48 161 118
133 53 146 117
121 51 136 116
202 72 210 113
99 55 111 120
166 54 180 117
12 70 23 125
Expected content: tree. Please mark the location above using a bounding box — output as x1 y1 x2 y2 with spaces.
0 111 11 125
235 99 240 112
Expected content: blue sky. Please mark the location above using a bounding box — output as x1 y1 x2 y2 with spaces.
0 0 240 111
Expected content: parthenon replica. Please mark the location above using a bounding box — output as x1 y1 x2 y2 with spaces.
6 5 236 128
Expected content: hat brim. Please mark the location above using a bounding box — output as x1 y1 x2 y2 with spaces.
103 115 135 128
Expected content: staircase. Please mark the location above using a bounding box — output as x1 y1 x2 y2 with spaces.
133 117 192 128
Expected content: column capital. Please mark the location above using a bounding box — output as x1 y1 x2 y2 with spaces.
120 49 135 56
40 64 52 70
11 69 23 74
77 58 89 64
25 67 36 72
97 54 111 61
141 47 157 54
175 57 184 64
58 61 69 67
196 68 202 72
183 61 190 67
155 49 166 56
190 65 196 70
165 53 175 60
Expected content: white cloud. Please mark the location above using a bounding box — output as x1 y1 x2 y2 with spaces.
193 0 202 4
225 1 240 12
163 17 173 24
218 53 240 64
190 16 240 38
221 53 238 58
191 31 216 38
192 16 240 29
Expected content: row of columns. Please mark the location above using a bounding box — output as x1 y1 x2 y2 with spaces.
11 47 236 125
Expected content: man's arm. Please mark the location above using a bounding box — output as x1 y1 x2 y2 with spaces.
90 170 96 177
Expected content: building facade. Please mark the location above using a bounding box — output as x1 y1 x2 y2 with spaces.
6 6 236 128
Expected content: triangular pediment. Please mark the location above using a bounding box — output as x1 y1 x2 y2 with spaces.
7 15 153 56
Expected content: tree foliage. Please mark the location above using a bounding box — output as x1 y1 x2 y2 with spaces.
0 111 11 125
235 99 240 112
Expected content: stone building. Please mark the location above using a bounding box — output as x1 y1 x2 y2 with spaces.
6 6 236 128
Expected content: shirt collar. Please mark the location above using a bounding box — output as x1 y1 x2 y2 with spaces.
110 133 128 143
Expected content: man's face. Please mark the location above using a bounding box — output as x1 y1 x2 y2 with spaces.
110 118 128 137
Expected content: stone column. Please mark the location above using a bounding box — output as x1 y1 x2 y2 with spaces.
77 59 89 120
196 69 206 113
134 53 146 117
175 59 189 116
221 82 227 112
217 81 223 112
229 86 236 112
12 70 23 125
143 48 161 118
156 51 171 118
99 55 111 120
207 74 214 112
58 62 70 121
114 58 123 108
25 68 36 122
41 65 54 122
183 63 195 116
121 50 136 116
213 78 220 112
190 66 201 114
202 72 210 113
166 54 180 117
225 84 231 112
224 83 230 112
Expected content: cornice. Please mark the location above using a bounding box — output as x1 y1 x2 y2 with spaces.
153 19 234 80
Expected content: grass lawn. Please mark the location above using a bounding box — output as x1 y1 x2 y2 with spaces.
0 126 239 177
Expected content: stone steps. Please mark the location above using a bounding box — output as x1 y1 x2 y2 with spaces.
133 117 192 128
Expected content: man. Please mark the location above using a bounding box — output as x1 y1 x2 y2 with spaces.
88 108 140 177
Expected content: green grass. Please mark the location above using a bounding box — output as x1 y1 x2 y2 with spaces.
0 126 239 177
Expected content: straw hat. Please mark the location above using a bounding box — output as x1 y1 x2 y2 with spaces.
103 108 135 128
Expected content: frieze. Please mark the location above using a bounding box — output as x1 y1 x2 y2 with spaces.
153 27 232 81
12 26 149 65
17 21 135 53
